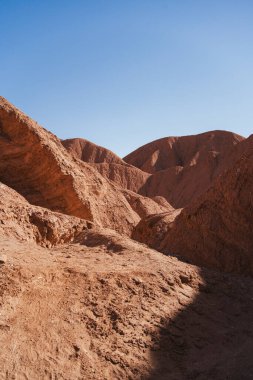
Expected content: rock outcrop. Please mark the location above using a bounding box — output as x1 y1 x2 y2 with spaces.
62 138 123 164
91 162 149 194
62 137 150 193
63 132 245 211
125 131 244 207
0 182 93 247
0 97 138 234
132 209 182 248
134 135 253 275
122 189 174 219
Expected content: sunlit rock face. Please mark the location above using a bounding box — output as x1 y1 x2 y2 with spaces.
0 97 139 235
124 131 244 207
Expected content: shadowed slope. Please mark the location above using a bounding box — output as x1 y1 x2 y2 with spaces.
1 227 253 379
134 135 253 275
146 267 253 380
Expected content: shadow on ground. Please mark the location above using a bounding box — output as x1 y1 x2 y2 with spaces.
146 268 253 380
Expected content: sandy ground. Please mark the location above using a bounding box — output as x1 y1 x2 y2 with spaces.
0 231 253 380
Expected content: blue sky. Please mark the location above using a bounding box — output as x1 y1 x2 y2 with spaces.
1 1 253 156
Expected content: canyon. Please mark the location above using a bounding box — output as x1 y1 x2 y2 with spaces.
0 97 252 379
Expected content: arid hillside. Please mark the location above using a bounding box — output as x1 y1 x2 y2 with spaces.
134 135 253 275
62 138 124 164
0 98 253 379
124 131 244 207
61 138 173 218
124 131 243 173
62 137 150 194
63 131 245 209
0 97 140 235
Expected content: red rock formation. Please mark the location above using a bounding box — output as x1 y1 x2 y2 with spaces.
0 182 93 246
122 189 174 219
132 209 182 247
90 162 150 194
1 98 253 379
61 139 174 217
62 138 150 193
134 135 253 275
62 138 123 164
63 132 245 210
0 97 138 234
125 131 244 207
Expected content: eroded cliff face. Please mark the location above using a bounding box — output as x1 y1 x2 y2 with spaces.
63 132 246 211
90 162 150 194
132 209 182 248
0 97 138 234
124 131 245 207
121 189 174 219
0 97 253 379
62 137 150 194
0 182 93 247
134 136 253 275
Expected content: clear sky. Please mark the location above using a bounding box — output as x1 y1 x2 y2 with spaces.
1 1 253 156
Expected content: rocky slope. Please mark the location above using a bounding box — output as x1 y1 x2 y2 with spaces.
62 138 123 165
0 97 138 234
61 138 173 218
0 182 94 247
62 138 150 194
0 97 253 379
61 137 174 217
132 209 182 249
63 132 245 210
134 135 253 275
91 162 149 194
124 130 244 174
1 220 253 379
124 131 244 207
122 190 174 219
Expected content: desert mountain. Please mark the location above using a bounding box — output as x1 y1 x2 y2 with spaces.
61 137 173 217
124 131 244 173
62 137 124 165
124 131 244 207
134 135 253 275
62 137 150 194
0 97 139 235
63 132 244 210
1 97 253 379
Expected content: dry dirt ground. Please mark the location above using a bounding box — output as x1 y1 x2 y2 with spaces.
1 230 253 380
